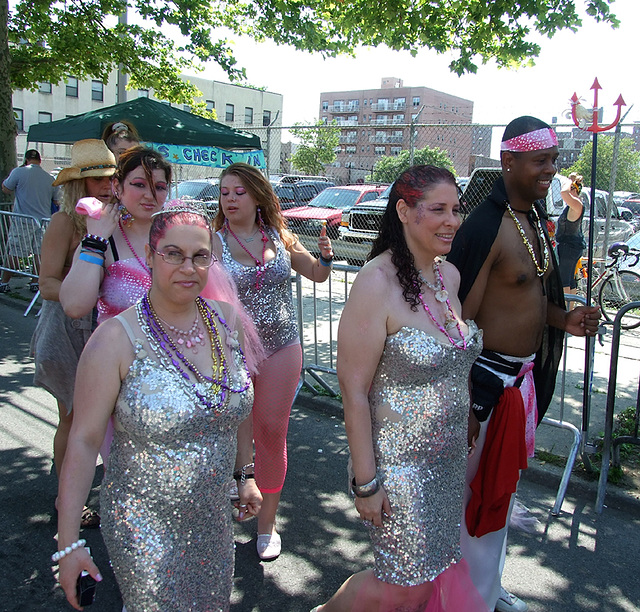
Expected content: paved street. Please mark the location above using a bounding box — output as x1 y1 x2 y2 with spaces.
1 284 639 611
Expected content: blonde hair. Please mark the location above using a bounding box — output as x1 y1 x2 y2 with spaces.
60 179 90 236
214 163 296 248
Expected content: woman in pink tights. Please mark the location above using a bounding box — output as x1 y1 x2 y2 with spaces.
212 163 333 560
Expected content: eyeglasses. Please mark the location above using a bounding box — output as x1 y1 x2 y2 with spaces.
151 247 215 268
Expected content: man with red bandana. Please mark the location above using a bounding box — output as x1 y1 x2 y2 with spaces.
447 116 600 612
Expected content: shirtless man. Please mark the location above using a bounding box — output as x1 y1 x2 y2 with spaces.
447 116 600 612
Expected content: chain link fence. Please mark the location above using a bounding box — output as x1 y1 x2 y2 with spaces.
14 122 639 267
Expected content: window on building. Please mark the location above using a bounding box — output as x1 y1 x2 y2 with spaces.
138 89 149 98
393 97 406 108
363 99 368 106
375 146 386 155
206 99 215 111
391 147 402 156
348 99 359 108
13 108 24 132
38 111 53 123
412 96 420 107
349 115 358 123
334 99 345 110
225 103 235 122
245 107 253 125
345 145 356 154
377 98 389 109
38 81 52 94
322 101 329 111
263 110 271 126
91 81 104 101
66 77 78 98
393 114 404 123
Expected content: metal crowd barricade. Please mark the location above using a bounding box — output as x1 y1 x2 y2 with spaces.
596 300 640 513
293 263 359 402
0 210 45 316
294 272 637 517
539 293 599 515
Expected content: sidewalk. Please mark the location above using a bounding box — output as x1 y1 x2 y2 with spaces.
1 281 639 611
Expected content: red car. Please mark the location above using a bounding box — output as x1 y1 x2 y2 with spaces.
283 185 387 252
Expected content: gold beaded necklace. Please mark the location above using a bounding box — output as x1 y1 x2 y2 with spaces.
505 203 550 277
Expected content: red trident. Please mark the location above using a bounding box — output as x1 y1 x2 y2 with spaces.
570 78 625 132
568 78 626 477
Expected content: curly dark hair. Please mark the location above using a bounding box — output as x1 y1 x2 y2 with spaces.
369 165 458 310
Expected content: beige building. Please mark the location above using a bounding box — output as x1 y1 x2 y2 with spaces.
12 73 282 173
319 77 482 179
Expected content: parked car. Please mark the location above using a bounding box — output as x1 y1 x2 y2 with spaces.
170 179 220 215
283 184 387 254
273 180 335 210
271 174 334 186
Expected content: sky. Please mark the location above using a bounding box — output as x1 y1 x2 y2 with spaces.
195 0 639 130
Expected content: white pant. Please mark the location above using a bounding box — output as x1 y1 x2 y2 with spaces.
460 413 519 611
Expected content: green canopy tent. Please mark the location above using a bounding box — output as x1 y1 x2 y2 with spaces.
27 97 264 168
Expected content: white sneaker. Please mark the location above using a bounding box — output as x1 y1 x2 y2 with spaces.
495 587 528 612
257 531 281 560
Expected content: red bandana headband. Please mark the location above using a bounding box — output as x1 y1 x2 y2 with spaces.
500 127 558 152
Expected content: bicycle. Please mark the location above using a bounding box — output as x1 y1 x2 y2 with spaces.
575 242 640 330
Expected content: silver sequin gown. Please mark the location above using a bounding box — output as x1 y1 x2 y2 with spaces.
366 322 482 586
100 305 253 612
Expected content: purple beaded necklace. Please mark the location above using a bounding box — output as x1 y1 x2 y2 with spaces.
225 220 269 289
138 295 250 410
416 261 467 350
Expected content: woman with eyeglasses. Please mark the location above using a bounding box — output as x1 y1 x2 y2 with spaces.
55 202 261 611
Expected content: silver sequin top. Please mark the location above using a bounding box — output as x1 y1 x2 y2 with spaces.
218 227 299 354
365 322 482 586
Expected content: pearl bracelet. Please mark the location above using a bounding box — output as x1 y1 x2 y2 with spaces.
51 538 86 563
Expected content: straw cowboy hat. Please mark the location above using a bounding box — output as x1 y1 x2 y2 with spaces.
53 139 117 186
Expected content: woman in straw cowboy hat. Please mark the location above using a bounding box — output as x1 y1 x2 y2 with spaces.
31 138 117 527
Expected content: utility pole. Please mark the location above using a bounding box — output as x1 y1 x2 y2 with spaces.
409 106 424 166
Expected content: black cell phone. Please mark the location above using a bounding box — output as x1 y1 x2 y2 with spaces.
76 547 97 606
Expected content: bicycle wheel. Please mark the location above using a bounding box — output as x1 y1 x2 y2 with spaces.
598 269 640 330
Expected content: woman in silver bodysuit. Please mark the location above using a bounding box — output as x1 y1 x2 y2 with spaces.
313 166 485 611
213 163 333 560
212 163 334 561
55 202 261 611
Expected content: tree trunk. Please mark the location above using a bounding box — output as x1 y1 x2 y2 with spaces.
0 0 17 203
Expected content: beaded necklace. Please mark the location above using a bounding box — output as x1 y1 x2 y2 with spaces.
504 203 550 277
418 259 449 303
225 220 269 289
138 295 250 410
119 221 151 275
417 260 467 350
156 311 205 354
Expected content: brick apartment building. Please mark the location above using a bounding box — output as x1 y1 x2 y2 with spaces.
319 77 489 180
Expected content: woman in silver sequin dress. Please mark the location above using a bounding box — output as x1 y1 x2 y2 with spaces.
212 163 334 560
314 166 486 611
55 204 261 611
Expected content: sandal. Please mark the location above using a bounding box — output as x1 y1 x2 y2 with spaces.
81 506 100 529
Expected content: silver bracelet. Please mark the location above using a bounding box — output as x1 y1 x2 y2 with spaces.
233 462 255 486
351 475 380 498
51 538 86 563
